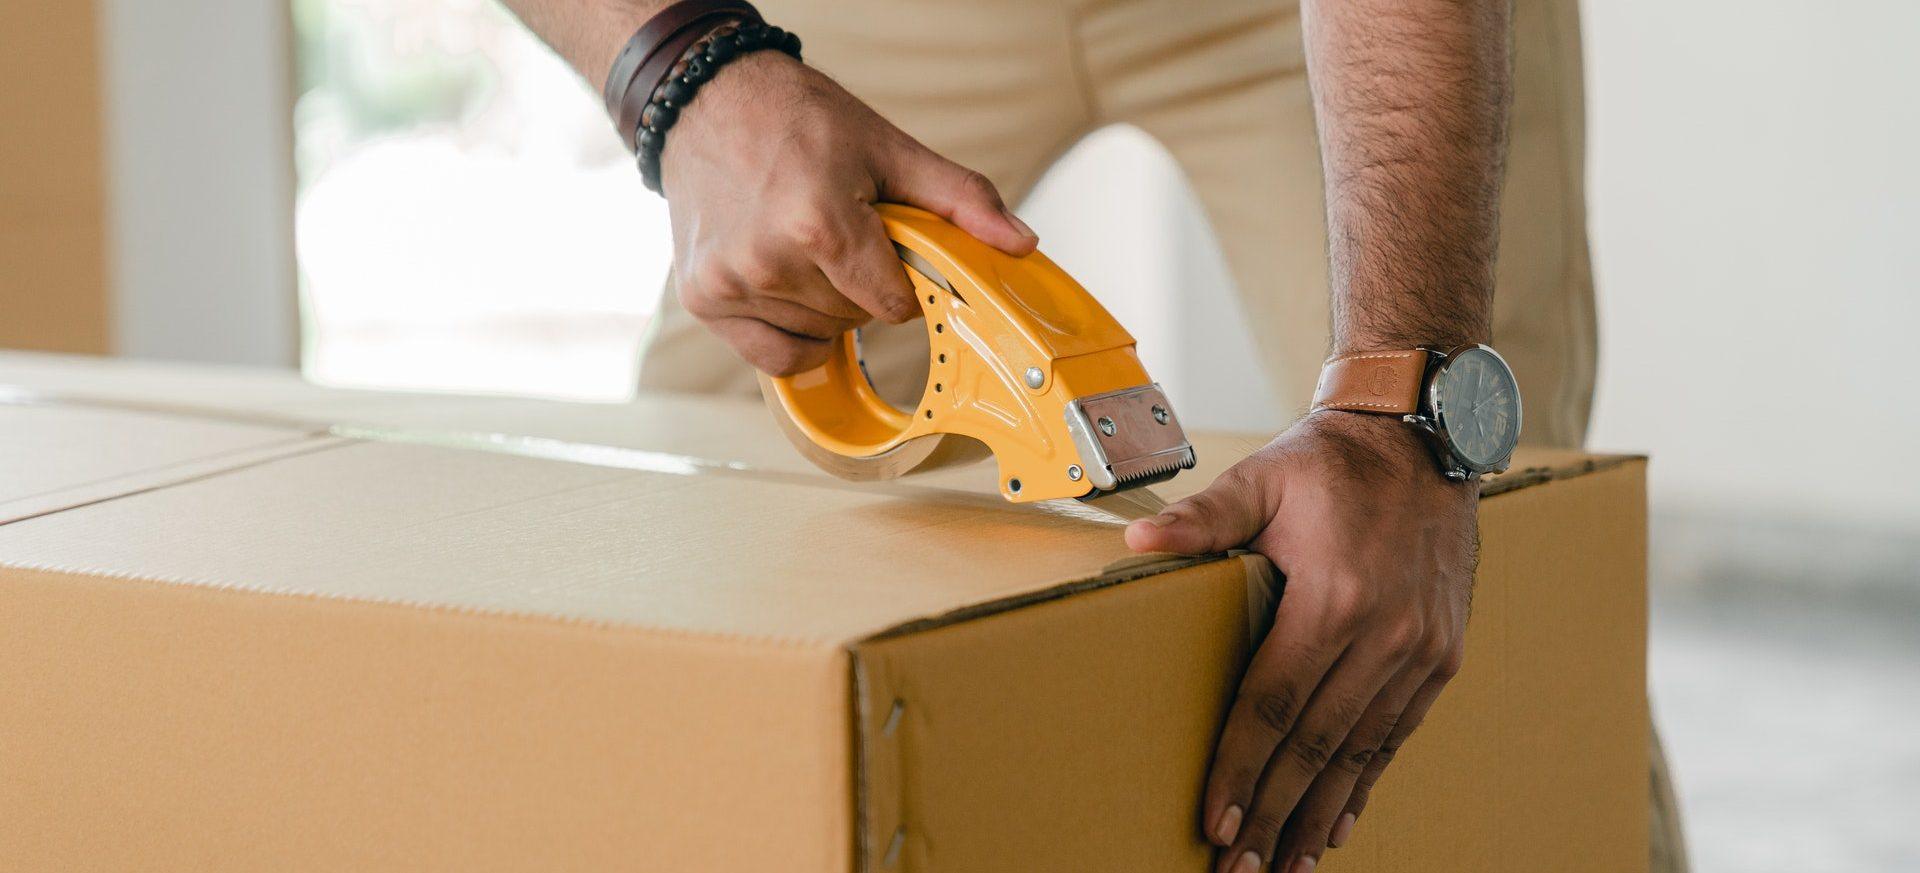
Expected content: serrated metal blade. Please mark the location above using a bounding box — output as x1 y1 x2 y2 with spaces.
1064 384 1196 492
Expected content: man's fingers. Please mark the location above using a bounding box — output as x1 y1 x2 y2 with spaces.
1338 660 1456 833
731 294 864 341
1270 663 1427 870
1217 655 1389 873
681 266 861 344
678 240 868 345
809 206 920 325
878 138 1037 256
705 316 835 376
1199 581 1343 851
1126 464 1276 555
725 236 872 323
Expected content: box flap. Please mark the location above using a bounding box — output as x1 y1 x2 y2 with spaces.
0 398 337 525
0 436 1198 644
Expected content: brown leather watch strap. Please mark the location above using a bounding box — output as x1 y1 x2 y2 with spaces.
1311 349 1431 415
604 0 760 150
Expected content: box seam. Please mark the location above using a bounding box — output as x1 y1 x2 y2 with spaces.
4 388 1634 521
0 435 346 527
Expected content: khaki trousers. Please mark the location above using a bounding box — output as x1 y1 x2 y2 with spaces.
633 0 1681 868
636 0 1595 448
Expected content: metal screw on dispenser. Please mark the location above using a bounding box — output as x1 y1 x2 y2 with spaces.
1024 367 1044 389
1152 405 1170 425
1097 416 1116 437
1067 464 1083 481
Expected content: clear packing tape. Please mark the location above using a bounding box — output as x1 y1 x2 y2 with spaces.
0 380 1600 512
338 422 1152 526
0 386 1155 527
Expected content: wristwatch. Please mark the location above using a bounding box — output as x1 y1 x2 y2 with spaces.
1311 345 1522 480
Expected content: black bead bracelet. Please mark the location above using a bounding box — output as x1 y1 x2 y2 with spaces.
635 20 803 193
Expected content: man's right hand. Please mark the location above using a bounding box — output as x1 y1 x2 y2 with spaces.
658 51 1037 376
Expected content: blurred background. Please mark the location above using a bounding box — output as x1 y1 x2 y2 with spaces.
2 1 1915 869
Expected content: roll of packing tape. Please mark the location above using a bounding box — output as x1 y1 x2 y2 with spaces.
756 371 991 482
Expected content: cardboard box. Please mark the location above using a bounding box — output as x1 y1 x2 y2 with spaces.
0 353 1648 872
0 1 110 355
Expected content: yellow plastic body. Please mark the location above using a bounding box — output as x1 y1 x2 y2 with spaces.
764 204 1154 503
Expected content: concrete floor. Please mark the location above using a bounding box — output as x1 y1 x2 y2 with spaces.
1651 588 1920 872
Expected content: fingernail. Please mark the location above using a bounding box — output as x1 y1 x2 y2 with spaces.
1230 850 1262 873
1138 513 1176 528
1291 856 1318 873
1330 812 1356 848
1214 804 1243 845
1002 208 1036 239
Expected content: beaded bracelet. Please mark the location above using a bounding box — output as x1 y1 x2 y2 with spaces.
633 20 803 193
612 4 761 155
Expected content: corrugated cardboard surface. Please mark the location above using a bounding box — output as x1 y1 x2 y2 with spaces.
0 399 335 524
0 357 1648 871
852 556 1268 872
1 565 855 872
0 436 1222 642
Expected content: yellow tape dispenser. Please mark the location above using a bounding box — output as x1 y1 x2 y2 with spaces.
758 204 1195 517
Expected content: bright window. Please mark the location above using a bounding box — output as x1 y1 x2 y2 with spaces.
286 1 1260 426
293 0 668 401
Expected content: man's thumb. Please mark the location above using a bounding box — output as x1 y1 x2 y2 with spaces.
1124 473 1271 556
880 141 1038 256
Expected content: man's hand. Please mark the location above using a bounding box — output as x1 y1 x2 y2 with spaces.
1125 410 1477 873
659 51 1036 375
1159 0 1515 860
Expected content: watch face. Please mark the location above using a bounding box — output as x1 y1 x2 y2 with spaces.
1431 346 1521 471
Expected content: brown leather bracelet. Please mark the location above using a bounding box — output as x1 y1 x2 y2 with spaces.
603 0 761 151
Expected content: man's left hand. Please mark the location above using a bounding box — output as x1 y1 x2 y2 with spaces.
1124 410 1478 873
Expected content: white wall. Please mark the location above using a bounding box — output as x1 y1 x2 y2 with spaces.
99 0 298 366
1583 0 1920 532
1030 3 1920 539
1021 126 1282 436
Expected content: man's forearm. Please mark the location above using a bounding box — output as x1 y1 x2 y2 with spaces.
499 0 668 86
1303 0 1511 354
